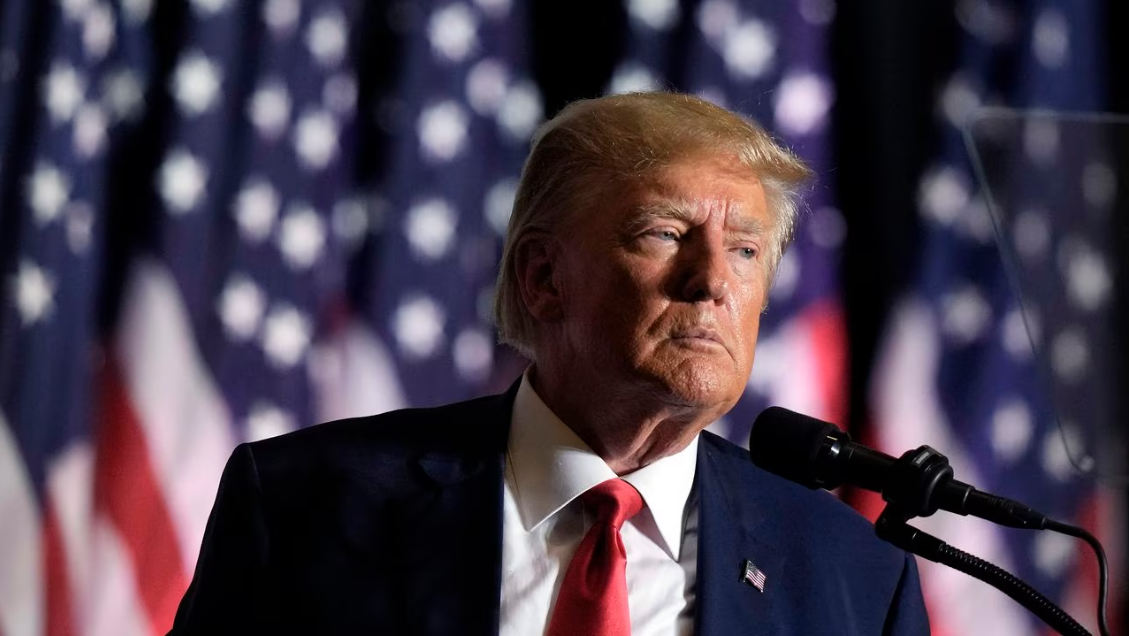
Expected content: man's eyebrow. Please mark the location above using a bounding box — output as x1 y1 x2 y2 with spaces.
622 202 696 232
623 199 770 236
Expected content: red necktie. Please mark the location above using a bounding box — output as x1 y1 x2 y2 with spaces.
547 478 644 636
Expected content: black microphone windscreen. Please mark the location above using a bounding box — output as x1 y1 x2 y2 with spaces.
749 406 844 489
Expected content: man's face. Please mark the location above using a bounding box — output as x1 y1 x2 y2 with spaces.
552 154 774 415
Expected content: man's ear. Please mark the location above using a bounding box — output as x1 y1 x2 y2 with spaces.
514 232 564 323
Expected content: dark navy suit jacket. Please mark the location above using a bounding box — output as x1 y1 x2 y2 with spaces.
169 384 930 635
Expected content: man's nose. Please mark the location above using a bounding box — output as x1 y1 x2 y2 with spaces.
678 237 730 303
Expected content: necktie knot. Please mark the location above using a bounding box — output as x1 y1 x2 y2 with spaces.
583 478 644 530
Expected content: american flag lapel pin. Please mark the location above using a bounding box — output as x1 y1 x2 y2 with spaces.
741 559 767 592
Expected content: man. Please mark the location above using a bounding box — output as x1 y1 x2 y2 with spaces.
169 92 929 635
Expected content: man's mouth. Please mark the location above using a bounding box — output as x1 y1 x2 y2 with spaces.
672 327 724 346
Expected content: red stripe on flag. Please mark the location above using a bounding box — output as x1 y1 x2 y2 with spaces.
43 505 74 636
94 356 188 634
803 299 848 426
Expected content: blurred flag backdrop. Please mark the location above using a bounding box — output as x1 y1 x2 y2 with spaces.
0 0 1120 635
868 0 1124 634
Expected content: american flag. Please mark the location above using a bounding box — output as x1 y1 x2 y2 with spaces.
869 0 1124 633
742 559 767 593
0 0 541 633
609 0 846 445
0 0 153 633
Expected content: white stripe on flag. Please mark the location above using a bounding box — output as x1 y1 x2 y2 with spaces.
85 520 152 636
310 318 407 423
872 298 1029 634
0 410 43 636
47 442 96 630
748 308 835 420
116 259 237 572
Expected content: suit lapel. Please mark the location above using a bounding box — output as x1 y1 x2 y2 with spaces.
695 433 787 636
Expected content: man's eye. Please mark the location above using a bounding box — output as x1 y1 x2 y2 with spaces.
736 247 757 259
650 229 680 241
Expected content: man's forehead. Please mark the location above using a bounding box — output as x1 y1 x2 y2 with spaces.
621 158 770 226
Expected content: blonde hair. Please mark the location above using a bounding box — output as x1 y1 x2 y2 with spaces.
494 91 813 358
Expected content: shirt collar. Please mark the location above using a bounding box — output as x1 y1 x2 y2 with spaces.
507 369 699 559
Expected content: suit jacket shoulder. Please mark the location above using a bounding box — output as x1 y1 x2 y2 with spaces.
169 389 514 635
247 390 511 495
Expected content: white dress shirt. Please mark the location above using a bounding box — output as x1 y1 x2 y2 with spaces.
499 372 699 636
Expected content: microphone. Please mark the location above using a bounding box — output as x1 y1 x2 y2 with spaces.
749 406 1049 529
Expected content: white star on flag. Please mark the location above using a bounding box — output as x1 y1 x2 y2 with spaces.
405 198 457 261
1050 329 1088 383
773 71 832 136
65 201 95 254
723 19 776 79
26 163 71 224
919 165 971 226
261 303 312 368
1033 8 1070 69
60 0 94 23
246 402 297 441
323 74 357 115
393 295 446 359
990 400 1034 464
1061 240 1111 311
43 62 86 123
234 178 281 242
497 81 542 141
466 59 509 115
418 101 469 163
263 0 301 36
331 197 369 247
628 0 680 31
292 109 339 170
277 203 326 269
171 52 223 116
217 275 267 341
189 0 231 17
82 3 115 61
73 103 108 158
696 0 738 41
941 286 992 345
453 329 493 381
473 0 510 17
608 63 660 95
121 0 152 23
1001 307 1037 359
428 3 479 63
248 80 292 139
484 178 517 235
305 10 347 67
11 261 56 327
159 149 209 214
102 69 145 122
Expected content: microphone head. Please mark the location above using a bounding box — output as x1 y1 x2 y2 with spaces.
749 406 849 490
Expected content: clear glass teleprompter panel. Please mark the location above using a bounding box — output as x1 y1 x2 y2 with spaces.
964 109 1129 484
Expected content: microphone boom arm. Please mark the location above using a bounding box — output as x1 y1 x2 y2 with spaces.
876 506 1092 636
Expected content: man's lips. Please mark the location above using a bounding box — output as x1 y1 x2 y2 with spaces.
671 327 724 346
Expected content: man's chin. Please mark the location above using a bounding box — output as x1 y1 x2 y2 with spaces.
643 363 744 413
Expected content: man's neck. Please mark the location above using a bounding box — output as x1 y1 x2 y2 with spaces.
528 365 722 475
